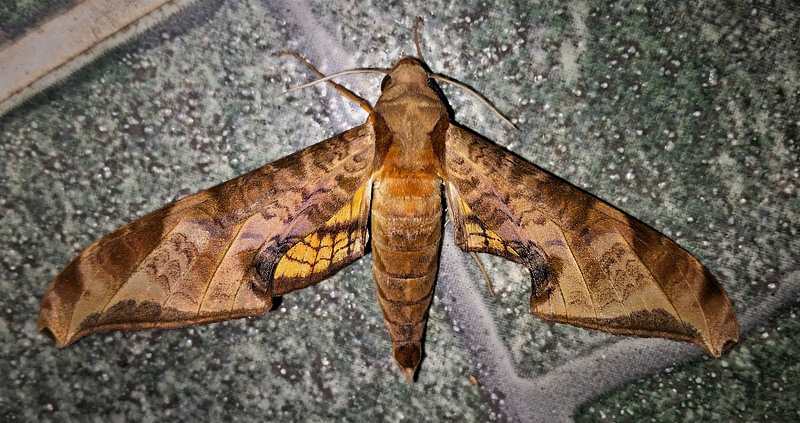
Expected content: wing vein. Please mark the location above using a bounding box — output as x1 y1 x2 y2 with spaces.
555 225 598 322
195 221 247 318
612 224 690 333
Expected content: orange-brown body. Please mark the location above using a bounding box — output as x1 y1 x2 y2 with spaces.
369 58 449 380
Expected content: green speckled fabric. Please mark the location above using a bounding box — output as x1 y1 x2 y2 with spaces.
1 1 798 422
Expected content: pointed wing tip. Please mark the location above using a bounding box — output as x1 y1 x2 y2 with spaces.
701 302 740 358
38 326 69 348
38 296 62 346
37 313 71 348
702 338 737 358
702 328 740 358
38 286 83 348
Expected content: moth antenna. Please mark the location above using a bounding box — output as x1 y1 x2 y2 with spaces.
413 17 426 63
278 51 374 112
283 69 389 95
430 74 519 130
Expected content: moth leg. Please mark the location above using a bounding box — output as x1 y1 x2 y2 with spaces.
278 51 373 113
469 252 495 296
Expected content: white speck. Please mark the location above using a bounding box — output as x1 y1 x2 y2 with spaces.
687 216 694 222
280 368 286 375
708 68 718 85
465 16 471 23
693 111 701 117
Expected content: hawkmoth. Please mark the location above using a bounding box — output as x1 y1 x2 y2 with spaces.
38 26 738 383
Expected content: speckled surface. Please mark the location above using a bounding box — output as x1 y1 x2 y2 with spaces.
1 1 798 422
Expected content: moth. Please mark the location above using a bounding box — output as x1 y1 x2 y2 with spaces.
38 25 738 383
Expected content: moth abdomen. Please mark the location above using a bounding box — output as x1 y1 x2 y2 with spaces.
370 175 442 381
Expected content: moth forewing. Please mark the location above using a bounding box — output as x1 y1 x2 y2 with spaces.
38 124 376 347
443 124 738 357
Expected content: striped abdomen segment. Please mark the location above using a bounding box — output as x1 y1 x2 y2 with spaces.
370 175 442 378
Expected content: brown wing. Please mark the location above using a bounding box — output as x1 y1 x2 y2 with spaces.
39 123 375 347
444 124 738 357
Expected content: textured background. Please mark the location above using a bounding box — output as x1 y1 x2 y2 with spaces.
1 1 798 422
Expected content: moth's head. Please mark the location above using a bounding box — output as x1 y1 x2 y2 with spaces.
379 56 437 95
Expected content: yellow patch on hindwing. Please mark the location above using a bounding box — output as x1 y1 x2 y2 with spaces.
273 183 368 281
458 198 520 258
